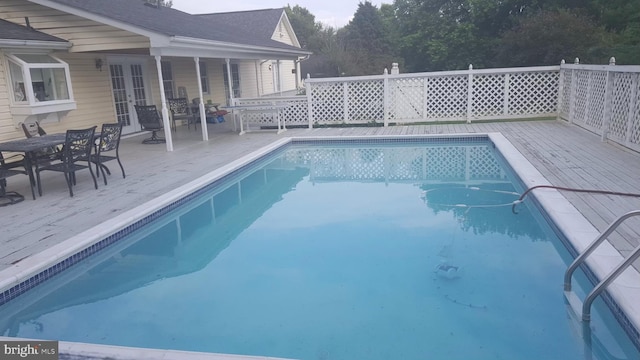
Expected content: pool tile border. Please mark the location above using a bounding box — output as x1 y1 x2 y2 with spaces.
0 133 638 353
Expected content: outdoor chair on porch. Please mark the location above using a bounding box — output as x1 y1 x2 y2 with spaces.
36 126 98 197
91 122 125 185
167 98 197 131
21 121 63 163
0 152 34 205
134 105 165 144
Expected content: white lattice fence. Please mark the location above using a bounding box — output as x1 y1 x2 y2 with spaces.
233 96 308 128
559 63 640 152
425 75 467 120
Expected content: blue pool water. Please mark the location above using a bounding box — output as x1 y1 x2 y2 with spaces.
0 140 637 360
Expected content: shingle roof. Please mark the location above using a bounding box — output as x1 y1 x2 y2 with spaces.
45 0 301 51
0 18 68 42
196 8 285 44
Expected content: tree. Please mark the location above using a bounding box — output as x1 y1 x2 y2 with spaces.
495 9 610 66
339 1 397 75
144 0 173 7
285 5 323 51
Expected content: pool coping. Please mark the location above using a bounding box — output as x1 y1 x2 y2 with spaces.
0 133 638 357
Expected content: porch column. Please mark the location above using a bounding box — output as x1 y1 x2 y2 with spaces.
277 59 282 95
194 57 208 141
155 55 173 151
225 58 235 105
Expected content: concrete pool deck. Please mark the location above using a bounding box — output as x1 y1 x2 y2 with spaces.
0 119 639 358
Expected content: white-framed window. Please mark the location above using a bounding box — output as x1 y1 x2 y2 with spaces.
199 62 209 94
161 60 174 99
6 53 73 106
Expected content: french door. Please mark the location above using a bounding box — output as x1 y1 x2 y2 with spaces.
109 60 150 134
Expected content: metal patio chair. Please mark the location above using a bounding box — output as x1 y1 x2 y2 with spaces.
0 152 34 205
91 122 125 185
167 97 197 131
134 105 165 144
36 126 98 197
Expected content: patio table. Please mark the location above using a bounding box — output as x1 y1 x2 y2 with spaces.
222 103 290 135
0 133 67 199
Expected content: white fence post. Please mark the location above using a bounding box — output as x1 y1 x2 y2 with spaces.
557 59 565 121
503 73 510 116
625 74 638 147
568 60 579 124
343 82 349 124
601 58 615 141
306 74 313 129
466 64 473 123
383 68 389 127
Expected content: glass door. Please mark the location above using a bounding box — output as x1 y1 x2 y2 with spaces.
109 61 150 134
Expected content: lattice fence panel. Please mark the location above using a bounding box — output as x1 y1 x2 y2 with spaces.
425 75 467 120
572 70 590 126
585 71 607 130
388 77 424 122
233 98 277 126
559 69 573 119
630 76 640 150
608 73 634 142
309 82 345 124
508 71 559 115
234 97 308 127
281 98 309 126
347 80 384 123
472 74 505 118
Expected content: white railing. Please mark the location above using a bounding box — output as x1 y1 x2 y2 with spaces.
558 61 640 152
232 61 640 153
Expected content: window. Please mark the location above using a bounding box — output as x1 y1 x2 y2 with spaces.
222 63 240 102
199 62 209 94
161 61 174 99
6 53 72 105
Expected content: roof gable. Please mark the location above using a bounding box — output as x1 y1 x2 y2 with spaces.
197 9 301 48
34 0 302 52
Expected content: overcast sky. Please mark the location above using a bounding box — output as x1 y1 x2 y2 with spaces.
172 0 387 28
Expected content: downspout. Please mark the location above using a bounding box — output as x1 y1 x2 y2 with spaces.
277 59 282 96
294 54 309 91
259 59 269 95
154 55 173 152
254 60 260 97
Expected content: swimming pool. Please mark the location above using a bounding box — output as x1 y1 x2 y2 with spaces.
0 134 638 360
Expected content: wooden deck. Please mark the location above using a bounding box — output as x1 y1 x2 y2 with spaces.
1 119 639 271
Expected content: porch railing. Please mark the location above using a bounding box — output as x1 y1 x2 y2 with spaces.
232 61 640 153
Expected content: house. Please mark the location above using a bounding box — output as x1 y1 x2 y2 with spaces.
0 0 310 151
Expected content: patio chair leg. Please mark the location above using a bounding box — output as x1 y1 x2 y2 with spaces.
64 172 74 197
117 159 125 178
88 162 98 190
36 169 43 196
99 161 108 185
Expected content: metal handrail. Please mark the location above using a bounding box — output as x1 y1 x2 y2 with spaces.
582 243 640 321
562 210 640 321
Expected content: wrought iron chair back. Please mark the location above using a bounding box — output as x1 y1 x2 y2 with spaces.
36 126 98 197
92 123 125 185
167 97 197 131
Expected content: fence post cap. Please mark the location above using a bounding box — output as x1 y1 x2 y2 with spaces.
468 64 473 70
609 57 616 65
574 58 580 64
560 59 565 64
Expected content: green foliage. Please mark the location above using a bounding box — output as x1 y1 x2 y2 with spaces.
495 9 611 66
286 0 639 77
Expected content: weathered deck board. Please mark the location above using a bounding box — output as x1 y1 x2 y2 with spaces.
1 119 639 271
